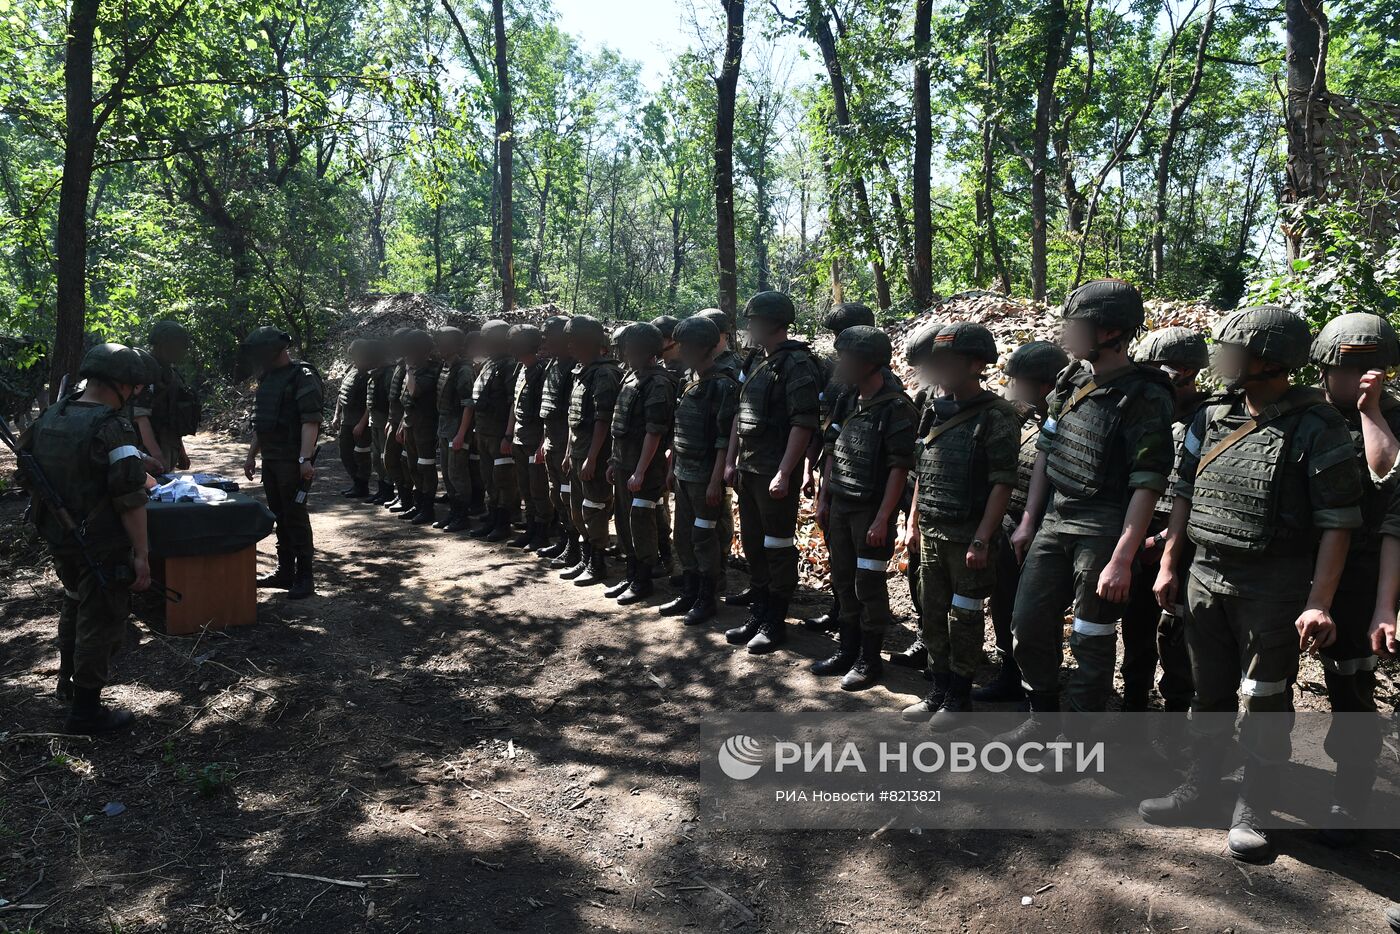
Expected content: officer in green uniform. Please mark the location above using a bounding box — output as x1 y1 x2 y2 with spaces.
384 329 415 513
365 337 396 504
1005 280 1175 741
723 291 822 653
507 324 552 550
977 340 1068 701
432 327 470 529
131 320 199 474
537 316 580 566
397 328 440 526
662 315 739 624
464 320 518 541
443 331 481 532
560 315 623 586
811 326 918 691
1309 312 1400 842
1119 327 1209 715
897 323 1018 721
241 327 324 599
605 322 677 604
331 339 374 499
804 302 878 633
1140 306 1362 862
21 343 152 733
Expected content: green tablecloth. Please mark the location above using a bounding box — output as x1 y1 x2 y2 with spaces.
147 492 275 558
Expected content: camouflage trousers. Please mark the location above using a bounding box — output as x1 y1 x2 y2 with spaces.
674 478 728 581
262 458 313 558
569 464 613 549
385 425 411 494
736 468 802 600
477 433 518 517
514 440 553 524
408 424 437 498
614 473 666 565
544 428 573 533
1320 551 1384 772
828 497 896 633
1121 539 1195 711
919 527 995 677
369 410 389 481
54 550 131 691
337 415 371 483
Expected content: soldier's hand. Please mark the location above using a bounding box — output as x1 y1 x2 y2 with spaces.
144 455 166 476
769 471 790 499
1369 611 1399 657
130 555 151 593
706 480 723 508
965 539 989 570
352 422 365 441
535 445 546 465
606 465 615 485
580 458 596 482
815 498 830 532
176 449 191 470
451 434 464 451
1154 566 1179 613
803 469 816 497
1010 518 1034 565
724 463 738 487
562 456 573 475
395 426 406 444
866 517 889 548
628 472 643 494
500 438 512 456
1095 556 1132 605
243 455 257 481
299 461 316 483
1359 369 1386 414
1296 607 1337 655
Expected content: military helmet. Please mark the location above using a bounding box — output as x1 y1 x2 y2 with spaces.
1062 278 1145 335
742 291 796 326
823 303 876 335
543 315 570 338
131 347 161 385
148 319 190 347
904 321 942 366
834 325 892 369
1133 326 1209 370
618 322 664 358
480 319 510 341
1211 305 1312 370
79 342 150 386
348 337 378 359
1311 312 1400 369
696 308 733 334
1005 340 1070 382
674 315 721 351
434 327 466 351
243 325 292 351
402 328 435 356
652 315 679 340
509 323 543 354
565 314 607 345
931 321 999 364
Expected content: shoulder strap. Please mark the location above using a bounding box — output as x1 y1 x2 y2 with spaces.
922 395 998 444
1196 393 1326 473
1057 363 1138 418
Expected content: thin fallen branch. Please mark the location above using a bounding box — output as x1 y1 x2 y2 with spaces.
461 781 532 820
267 871 367 889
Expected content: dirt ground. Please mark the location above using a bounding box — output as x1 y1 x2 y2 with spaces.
4 432 1400 933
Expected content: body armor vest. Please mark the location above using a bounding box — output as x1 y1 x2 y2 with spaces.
674 372 736 457
387 363 407 420
27 400 127 550
337 366 368 413
253 363 303 440
149 364 200 435
829 391 907 502
1044 366 1164 499
915 397 1004 520
437 361 465 416
368 365 392 413
472 357 511 415
612 369 667 439
514 361 545 429
569 360 621 428
737 352 786 437
539 357 575 422
1007 419 1041 518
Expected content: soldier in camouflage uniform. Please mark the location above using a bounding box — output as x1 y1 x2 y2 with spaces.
723 291 823 654
463 320 518 541
651 315 683 580
241 327 324 599
1140 306 1362 863
977 340 1068 702
1116 327 1209 716
131 320 199 474
662 315 739 624
537 317 580 566
804 302 877 633
1309 312 1400 843
20 343 152 733
896 323 1019 722
811 326 918 691
605 322 677 604
561 315 624 586
396 329 440 526
365 337 396 504
443 332 482 532
431 327 471 529
699 308 744 381
507 324 552 550
1004 280 1176 742
384 330 415 513
331 339 374 499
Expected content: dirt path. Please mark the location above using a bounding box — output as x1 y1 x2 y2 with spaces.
3 432 1399 932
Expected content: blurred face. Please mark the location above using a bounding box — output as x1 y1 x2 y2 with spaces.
1210 344 1261 388
1323 363 1366 409
679 341 714 372
1007 375 1054 408
568 334 600 360
483 331 509 356
929 351 983 391
623 342 654 370
1061 319 1121 361
434 337 461 361
915 359 940 392
156 339 190 365
833 351 878 387
745 316 782 346
542 332 564 357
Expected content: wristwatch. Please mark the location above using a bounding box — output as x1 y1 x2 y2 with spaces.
970 539 987 550
298 456 308 464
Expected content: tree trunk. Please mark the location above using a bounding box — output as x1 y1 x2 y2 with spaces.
980 32 1012 294
51 0 100 394
1283 0 1328 260
529 169 552 295
1029 0 1068 302
714 0 744 318
492 0 515 312
910 0 933 310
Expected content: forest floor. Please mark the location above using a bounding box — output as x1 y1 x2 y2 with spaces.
4 432 1400 933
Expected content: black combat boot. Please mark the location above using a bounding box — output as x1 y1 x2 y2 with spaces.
1138 739 1227 825
889 635 929 670
746 597 789 655
803 594 840 632
840 629 885 691
659 572 699 616
552 535 583 570
390 490 417 513
538 524 569 559
973 652 1025 703
902 672 951 722
343 478 370 498
399 492 423 520
929 673 973 730
65 686 135 734
432 504 454 529
1320 760 1378 847
684 577 719 626
617 564 654 605
509 520 535 549
468 506 496 538
573 546 608 586
605 559 637 598
723 586 760 607
369 480 393 505
559 542 591 580
657 538 674 580
485 509 515 543
443 505 473 533
725 590 768 645
288 556 316 600
810 620 859 676
56 649 74 702
382 486 400 508
257 551 295 589
410 493 435 525
1227 761 1279 863
993 690 1062 746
